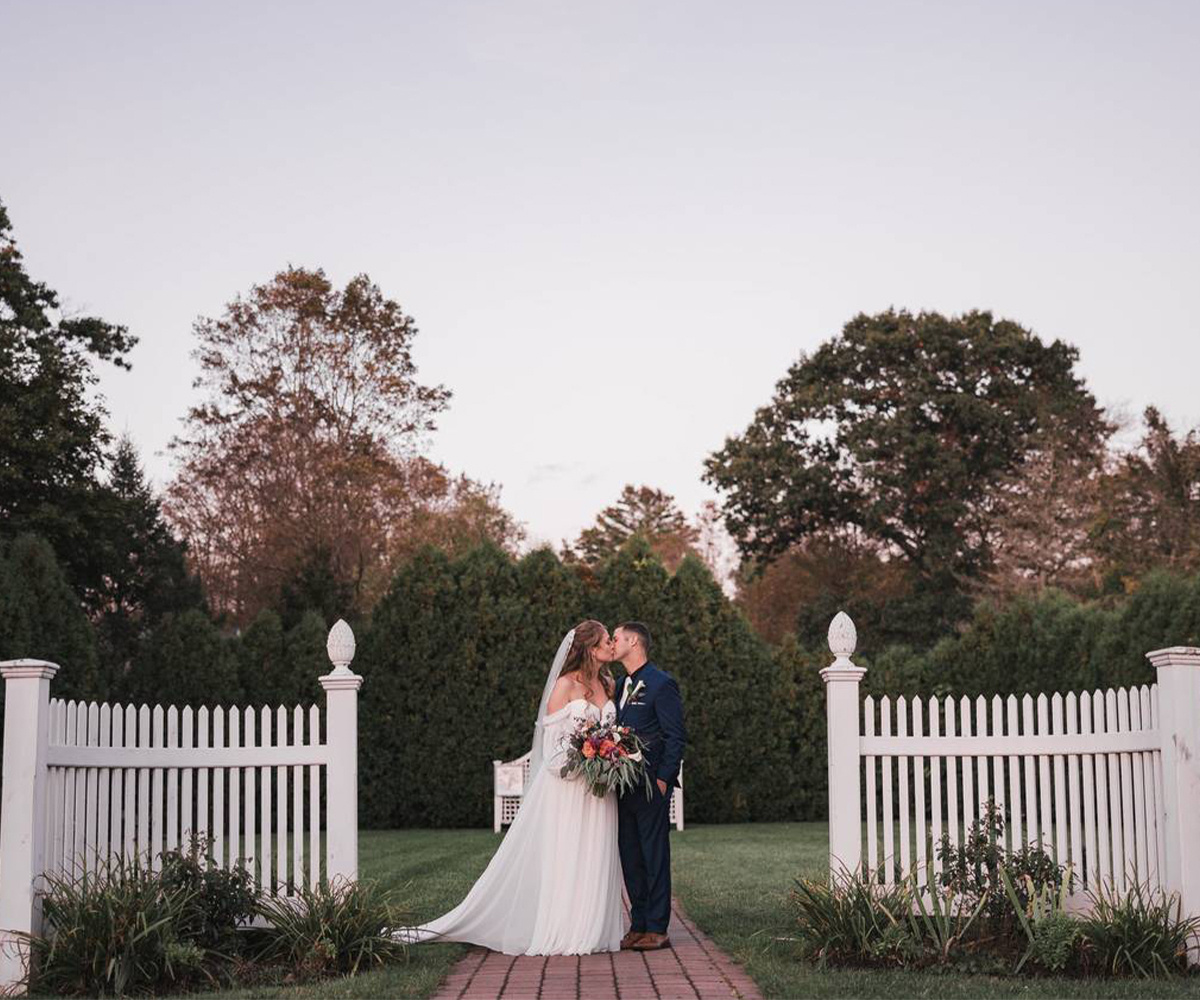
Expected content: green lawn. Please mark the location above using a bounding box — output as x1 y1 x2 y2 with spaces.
188 824 1200 999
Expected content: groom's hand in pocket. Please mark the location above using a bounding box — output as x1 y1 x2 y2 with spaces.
656 779 667 796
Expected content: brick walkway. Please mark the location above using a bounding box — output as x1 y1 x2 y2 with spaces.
432 897 761 1000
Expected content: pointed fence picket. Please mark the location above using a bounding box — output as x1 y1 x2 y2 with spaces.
0 621 365 993
821 613 1200 961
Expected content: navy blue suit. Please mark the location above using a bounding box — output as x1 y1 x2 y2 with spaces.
616 662 686 935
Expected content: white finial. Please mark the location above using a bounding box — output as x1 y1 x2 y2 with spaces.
326 619 356 675
828 611 857 660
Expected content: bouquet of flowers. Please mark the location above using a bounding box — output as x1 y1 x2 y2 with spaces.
558 719 653 799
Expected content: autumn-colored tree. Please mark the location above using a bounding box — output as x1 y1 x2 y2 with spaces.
1092 407 1200 587
567 485 699 572
166 266 519 625
977 420 1111 598
735 532 923 648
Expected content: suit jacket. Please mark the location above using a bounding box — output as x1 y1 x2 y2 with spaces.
616 662 686 789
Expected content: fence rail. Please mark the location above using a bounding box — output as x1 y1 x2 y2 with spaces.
0 620 364 992
822 611 1200 963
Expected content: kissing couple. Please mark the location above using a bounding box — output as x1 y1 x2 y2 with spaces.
399 620 687 954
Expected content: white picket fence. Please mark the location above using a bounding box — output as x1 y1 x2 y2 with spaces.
0 620 365 991
822 611 1200 940
858 687 1163 893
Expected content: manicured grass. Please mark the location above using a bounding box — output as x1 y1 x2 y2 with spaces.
671 822 1200 999
179 824 1199 999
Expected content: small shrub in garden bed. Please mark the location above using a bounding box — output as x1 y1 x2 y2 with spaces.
27 860 223 997
937 802 1064 937
159 836 257 952
999 865 1078 973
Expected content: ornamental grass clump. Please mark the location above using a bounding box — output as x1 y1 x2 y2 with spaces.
254 878 410 978
999 864 1079 973
909 880 990 964
1080 879 1200 978
790 871 920 967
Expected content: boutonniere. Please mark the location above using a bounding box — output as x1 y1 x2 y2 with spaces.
621 678 646 709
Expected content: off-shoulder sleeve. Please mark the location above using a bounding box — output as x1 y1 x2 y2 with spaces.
542 712 583 780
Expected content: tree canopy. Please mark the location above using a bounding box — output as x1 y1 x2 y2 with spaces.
91 437 206 679
0 198 139 596
166 266 519 624
568 484 699 572
705 309 1111 594
1093 407 1200 587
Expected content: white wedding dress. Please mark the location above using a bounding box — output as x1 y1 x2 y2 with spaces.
398 696 625 955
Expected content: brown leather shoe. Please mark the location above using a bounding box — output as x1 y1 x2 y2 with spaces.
632 932 670 950
620 930 646 950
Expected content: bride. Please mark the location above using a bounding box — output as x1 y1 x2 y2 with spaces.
397 620 626 955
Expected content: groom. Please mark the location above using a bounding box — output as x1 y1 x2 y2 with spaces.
613 621 686 951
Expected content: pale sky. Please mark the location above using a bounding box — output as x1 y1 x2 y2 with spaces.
4 0 1198 548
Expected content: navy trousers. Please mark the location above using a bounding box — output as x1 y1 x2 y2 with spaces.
618 784 673 933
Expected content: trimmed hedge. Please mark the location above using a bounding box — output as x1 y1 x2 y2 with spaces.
864 570 1200 700
355 539 795 827
8 530 1200 827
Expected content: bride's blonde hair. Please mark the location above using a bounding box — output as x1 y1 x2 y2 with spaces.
560 620 613 697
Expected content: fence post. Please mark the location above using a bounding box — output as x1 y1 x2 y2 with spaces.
822 612 866 880
320 620 363 884
1147 645 1200 951
0 658 58 992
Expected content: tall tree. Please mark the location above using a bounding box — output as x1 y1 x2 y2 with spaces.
0 534 100 700
234 609 329 708
123 608 240 708
978 420 1109 598
1092 407 1200 586
165 266 517 624
705 309 1109 602
568 485 699 572
91 436 206 680
0 198 138 595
